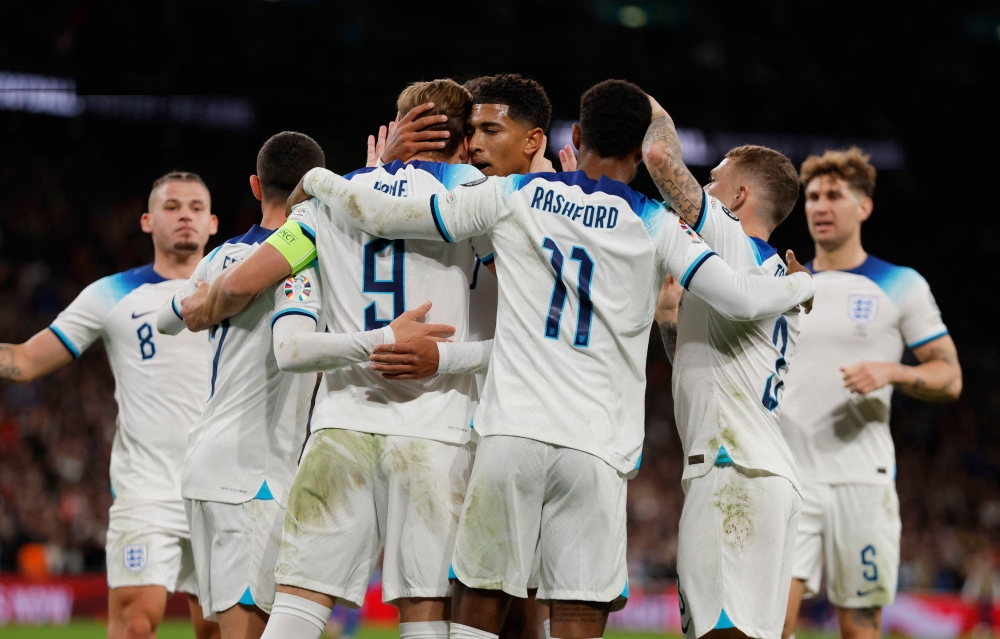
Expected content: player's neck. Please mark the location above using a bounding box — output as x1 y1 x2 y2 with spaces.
410 150 461 164
813 235 867 271
259 201 287 230
576 150 634 184
152 247 204 280
738 211 772 242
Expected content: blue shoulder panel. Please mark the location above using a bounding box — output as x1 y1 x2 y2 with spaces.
841 255 924 308
95 264 167 308
224 224 275 246
344 165 382 180
513 171 649 214
747 236 778 266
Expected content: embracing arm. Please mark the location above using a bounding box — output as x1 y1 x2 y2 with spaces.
654 275 682 363
842 335 962 402
642 97 705 227
273 315 393 373
0 330 74 383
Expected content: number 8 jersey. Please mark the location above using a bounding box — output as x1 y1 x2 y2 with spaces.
266 160 493 445
48 264 210 501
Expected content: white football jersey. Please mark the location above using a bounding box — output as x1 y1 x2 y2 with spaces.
779 256 949 484
468 252 498 399
172 226 322 507
674 195 800 491
281 160 492 444
48 264 209 501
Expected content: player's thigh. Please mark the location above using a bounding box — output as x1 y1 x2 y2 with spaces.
826 483 900 608
676 467 800 639
537 446 627 611
380 435 473 604
790 482 829 599
276 428 383 607
452 435 547 598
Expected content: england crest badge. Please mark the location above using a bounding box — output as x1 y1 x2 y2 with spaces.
124 544 148 572
847 294 879 325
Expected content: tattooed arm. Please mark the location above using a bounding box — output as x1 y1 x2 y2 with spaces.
0 330 74 383
641 96 705 226
841 335 962 402
654 275 683 363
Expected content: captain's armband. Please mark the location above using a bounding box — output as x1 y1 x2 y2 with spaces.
265 219 318 275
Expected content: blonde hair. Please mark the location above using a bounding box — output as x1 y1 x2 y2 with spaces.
800 147 877 197
148 171 208 210
396 79 472 159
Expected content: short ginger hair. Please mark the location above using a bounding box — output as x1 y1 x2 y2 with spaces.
800 147 877 198
397 79 473 159
725 145 800 227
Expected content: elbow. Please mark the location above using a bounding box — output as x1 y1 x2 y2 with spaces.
945 372 963 402
220 273 253 302
642 142 674 171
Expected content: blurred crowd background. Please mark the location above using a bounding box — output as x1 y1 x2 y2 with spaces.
2 0 1000 608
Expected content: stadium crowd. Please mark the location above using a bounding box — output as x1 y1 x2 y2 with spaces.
1 139 997 603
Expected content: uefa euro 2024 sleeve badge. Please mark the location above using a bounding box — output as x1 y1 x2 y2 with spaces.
284 275 312 302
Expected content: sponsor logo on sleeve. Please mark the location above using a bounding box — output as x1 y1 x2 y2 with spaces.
461 176 487 187
848 294 879 325
123 544 148 572
284 275 312 302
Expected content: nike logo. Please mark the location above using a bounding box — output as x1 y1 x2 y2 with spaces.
856 586 883 597
681 619 691 634
131 310 157 319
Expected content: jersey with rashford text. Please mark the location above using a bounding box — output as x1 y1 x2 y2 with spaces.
674 195 801 492
265 160 493 444
48 265 209 501
779 256 948 484
171 226 322 507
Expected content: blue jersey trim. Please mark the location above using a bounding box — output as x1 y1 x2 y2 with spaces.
746 236 777 266
296 221 316 243
171 296 183 321
715 609 735 630
908 330 949 350
225 224 275 246
620 579 630 599
714 445 734 467
48 325 80 359
692 195 709 233
448 563 457 579
254 480 274 500
271 308 319 329
480 252 495 265
680 251 716 289
207 245 223 264
429 195 455 242
238 587 256 606
344 165 381 180
110 484 117 500
208 319 231 401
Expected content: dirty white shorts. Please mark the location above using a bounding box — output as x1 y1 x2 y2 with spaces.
451 435 629 609
185 498 284 619
793 482 901 608
677 465 800 639
275 428 472 607
105 498 197 596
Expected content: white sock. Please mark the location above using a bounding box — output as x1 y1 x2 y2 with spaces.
260 593 331 639
401 620 451 639
450 622 499 639
543 619 551 639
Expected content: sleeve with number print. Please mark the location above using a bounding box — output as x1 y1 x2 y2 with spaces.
51 265 211 502
181 227 320 508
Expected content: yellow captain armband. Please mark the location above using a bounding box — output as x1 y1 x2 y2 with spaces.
265 219 318 275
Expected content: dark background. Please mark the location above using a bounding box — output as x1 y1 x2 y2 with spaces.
0 0 998 591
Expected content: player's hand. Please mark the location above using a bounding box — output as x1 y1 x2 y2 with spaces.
180 280 212 332
370 340 441 380
647 94 668 121
286 177 310 217
654 274 683 324
785 250 813 314
558 145 578 172
366 124 390 167
386 301 455 343
381 103 450 164
841 361 899 395
528 135 555 173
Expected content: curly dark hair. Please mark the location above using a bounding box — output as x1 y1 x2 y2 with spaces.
579 79 651 159
465 73 552 132
256 131 326 203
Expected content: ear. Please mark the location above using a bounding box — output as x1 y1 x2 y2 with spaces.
460 136 470 163
208 214 219 236
731 184 749 211
523 128 544 157
140 212 153 235
858 196 873 222
571 124 582 151
250 175 263 202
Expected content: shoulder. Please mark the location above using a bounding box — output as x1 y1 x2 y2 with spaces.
406 160 486 190
746 236 778 266
846 255 927 305
74 264 170 315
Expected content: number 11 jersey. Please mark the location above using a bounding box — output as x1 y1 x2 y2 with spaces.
268 160 493 444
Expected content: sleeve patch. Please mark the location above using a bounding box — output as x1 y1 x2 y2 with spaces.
678 218 704 243
283 274 313 302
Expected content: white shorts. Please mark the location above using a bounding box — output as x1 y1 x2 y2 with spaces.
276 429 472 607
452 435 628 609
105 499 197 596
676 466 801 639
185 498 284 619
793 482 901 608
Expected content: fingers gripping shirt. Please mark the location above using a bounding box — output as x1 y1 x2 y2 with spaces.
48 265 210 501
179 225 322 508
305 167 814 475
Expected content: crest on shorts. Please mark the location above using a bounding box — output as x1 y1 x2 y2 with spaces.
123 544 147 572
848 294 879 325
284 275 312 302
